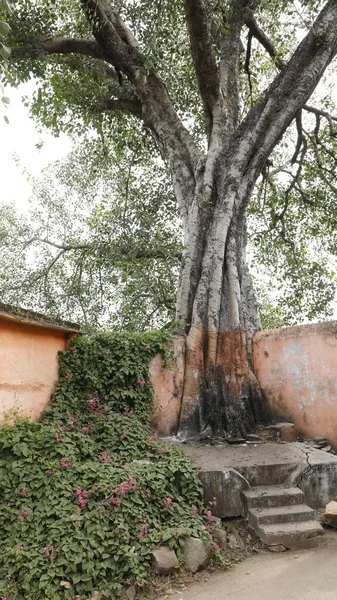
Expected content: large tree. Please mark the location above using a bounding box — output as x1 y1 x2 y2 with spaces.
4 0 337 438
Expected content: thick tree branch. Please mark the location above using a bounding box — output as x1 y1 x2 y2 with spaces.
239 0 337 177
220 0 254 132
183 0 220 135
95 97 142 117
12 37 107 61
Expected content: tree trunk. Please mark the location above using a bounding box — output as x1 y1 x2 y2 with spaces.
176 156 266 439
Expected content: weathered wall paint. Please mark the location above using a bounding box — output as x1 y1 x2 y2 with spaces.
149 336 185 437
253 321 337 448
0 318 68 422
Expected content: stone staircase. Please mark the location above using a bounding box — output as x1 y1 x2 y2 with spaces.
242 485 324 549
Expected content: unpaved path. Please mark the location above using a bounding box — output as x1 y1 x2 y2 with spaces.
157 531 337 600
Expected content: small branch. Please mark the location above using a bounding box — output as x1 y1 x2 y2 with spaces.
95 98 142 117
244 9 286 70
244 30 253 107
303 104 337 136
291 110 303 164
23 237 91 251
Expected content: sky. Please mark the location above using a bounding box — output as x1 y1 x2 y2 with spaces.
0 82 72 212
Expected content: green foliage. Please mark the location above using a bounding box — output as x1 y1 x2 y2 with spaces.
0 331 219 599
0 136 180 331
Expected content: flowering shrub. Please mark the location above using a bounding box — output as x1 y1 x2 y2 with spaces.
0 331 215 599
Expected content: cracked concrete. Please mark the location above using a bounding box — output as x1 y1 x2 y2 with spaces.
171 441 337 514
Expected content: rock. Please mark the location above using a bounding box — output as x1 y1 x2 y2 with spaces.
152 546 178 574
267 544 287 553
126 585 136 600
320 445 332 453
268 422 299 443
90 593 103 600
226 437 246 444
227 533 240 549
313 436 327 443
213 516 222 527
323 501 337 528
214 528 227 549
182 537 212 573
246 434 262 442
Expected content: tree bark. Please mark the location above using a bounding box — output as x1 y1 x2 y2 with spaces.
176 147 265 438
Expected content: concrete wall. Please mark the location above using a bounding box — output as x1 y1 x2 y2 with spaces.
0 317 68 422
253 321 337 448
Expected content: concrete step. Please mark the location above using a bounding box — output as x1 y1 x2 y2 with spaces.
242 485 305 510
248 504 314 528
255 520 324 549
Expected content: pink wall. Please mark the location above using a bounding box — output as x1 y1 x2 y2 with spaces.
0 318 68 422
149 336 185 437
253 321 337 448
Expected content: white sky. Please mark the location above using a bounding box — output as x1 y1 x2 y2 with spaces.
0 82 72 212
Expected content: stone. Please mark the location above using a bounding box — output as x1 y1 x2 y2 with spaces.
246 434 262 442
182 537 212 573
226 437 247 444
227 533 240 549
214 528 227 549
90 593 103 600
126 585 136 600
323 501 337 528
267 544 287 552
320 445 332 453
152 546 178 575
281 426 299 443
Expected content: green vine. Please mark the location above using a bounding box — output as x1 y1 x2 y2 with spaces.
0 330 221 599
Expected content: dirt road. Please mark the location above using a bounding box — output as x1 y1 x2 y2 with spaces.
157 532 337 600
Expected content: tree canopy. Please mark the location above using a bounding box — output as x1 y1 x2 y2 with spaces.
1 0 337 332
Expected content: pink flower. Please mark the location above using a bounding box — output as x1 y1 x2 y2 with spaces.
76 487 90 510
144 345 151 350
20 509 29 518
149 432 159 442
17 545 24 551
110 497 121 506
211 542 221 552
190 505 199 517
88 396 102 417
118 476 136 497
43 545 54 555
45 470 54 476
137 377 146 389
206 510 215 522
137 522 149 538
163 497 172 508
60 458 69 469
100 451 109 463
64 373 73 380
125 579 132 586
55 433 63 443
20 488 28 497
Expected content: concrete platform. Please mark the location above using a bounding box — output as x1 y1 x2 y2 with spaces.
169 441 337 516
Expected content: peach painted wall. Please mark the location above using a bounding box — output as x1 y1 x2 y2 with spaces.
0 318 68 422
253 321 337 448
149 336 185 437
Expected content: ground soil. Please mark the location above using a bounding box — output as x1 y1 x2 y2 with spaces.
155 530 337 600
